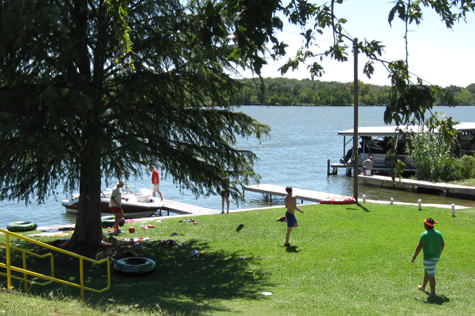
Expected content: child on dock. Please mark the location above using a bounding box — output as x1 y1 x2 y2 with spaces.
411 217 445 297
284 186 304 247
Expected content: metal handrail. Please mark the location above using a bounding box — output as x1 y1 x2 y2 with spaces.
0 228 110 300
0 240 55 290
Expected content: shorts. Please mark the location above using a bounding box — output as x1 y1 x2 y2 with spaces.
423 258 440 276
153 184 159 192
286 212 297 228
110 207 123 215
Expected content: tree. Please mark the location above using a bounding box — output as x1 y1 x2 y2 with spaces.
409 113 461 182
0 0 306 256
280 0 474 123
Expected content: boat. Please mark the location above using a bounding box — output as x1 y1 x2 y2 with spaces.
329 122 475 175
62 187 163 218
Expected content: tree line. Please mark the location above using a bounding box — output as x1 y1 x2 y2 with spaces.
231 78 475 106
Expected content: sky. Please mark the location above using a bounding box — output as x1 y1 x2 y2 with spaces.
240 0 475 88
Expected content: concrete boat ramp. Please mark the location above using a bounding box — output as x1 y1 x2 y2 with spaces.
244 184 353 203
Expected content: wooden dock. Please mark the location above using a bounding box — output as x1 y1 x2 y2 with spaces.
158 200 218 216
358 175 475 198
328 160 352 176
244 184 353 203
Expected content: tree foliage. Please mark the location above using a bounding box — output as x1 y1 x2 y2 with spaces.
408 113 461 182
278 0 475 124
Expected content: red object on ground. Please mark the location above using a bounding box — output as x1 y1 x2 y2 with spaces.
129 226 136 233
319 198 356 205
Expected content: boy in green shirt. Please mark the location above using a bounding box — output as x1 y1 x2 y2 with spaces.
411 217 445 297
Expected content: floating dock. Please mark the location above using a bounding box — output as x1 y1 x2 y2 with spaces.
358 175 475 198
244 184 353 203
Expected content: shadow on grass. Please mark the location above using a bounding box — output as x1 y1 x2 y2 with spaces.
10 239 273 315
285 245 299 253
425 294 450 305
356 203 371 212
342 203 370 212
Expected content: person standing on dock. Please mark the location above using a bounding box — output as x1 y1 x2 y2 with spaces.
411 217 445 298
362 155 373 176
284 186 304 247
149 166 164 200
109 181 125 234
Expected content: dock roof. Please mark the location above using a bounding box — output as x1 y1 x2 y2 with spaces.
338 122 475 137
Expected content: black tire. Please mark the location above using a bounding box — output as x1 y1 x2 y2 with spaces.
113 257 157 274
6 221 37 232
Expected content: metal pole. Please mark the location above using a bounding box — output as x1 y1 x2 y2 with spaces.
6 233 12 290
353 38 359 202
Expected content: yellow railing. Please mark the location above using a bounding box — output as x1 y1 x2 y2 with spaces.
0 240 55 291
0 228 110 300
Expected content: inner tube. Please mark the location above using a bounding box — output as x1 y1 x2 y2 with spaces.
101 216 125 228
113 257 156 274
6 221 38 232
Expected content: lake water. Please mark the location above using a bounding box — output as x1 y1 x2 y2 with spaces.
2 106 475 228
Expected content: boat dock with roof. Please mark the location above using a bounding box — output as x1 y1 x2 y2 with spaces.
328 123 475 176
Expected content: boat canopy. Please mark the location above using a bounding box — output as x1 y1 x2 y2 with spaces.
338 122 475 137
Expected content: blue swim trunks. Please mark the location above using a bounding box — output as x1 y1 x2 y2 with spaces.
286 211 297 228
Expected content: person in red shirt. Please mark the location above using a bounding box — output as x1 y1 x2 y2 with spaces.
148 166 164 200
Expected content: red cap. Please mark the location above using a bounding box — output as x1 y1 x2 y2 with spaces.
424 218 438 227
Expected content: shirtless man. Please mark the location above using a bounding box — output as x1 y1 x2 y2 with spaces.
362 155 373 176
284 186 304 247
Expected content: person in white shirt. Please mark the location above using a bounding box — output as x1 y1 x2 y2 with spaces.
109 181 125 234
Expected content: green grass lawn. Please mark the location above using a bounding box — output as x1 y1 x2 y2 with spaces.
452 178 475 186
2 202 475 316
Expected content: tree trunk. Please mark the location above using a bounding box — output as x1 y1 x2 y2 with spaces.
67 134 103 258
67 0 103 258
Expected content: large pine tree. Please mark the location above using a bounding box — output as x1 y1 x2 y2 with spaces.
0 0 289 255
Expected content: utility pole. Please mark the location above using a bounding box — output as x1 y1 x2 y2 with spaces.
352 38 359 202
